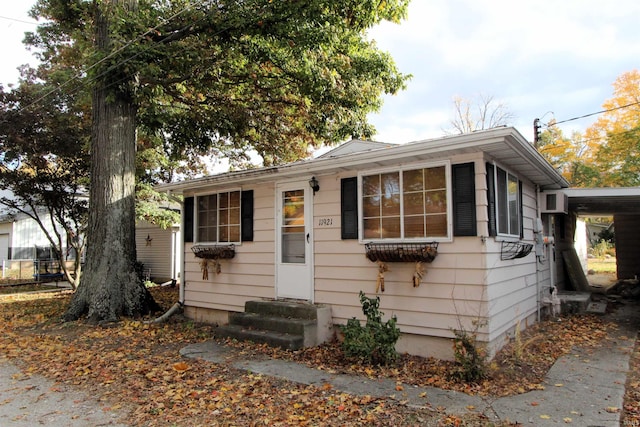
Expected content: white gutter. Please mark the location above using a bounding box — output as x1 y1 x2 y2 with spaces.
158 127 569 194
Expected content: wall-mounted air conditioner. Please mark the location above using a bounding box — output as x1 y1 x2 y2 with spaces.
539 190 568 214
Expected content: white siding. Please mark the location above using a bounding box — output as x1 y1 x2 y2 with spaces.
135 221 180 282
0 234 8 263
0 221 12 263
13 216 62 250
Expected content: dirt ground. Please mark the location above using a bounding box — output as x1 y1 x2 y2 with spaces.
0 285 638 426
588 271 619 290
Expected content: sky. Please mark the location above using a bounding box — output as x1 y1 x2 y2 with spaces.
2 1 640 145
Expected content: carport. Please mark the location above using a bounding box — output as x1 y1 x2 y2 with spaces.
564 187 640 280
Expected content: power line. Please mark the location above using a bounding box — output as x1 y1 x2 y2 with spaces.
18 1 201 113
0 16 38 26
551 101 640 126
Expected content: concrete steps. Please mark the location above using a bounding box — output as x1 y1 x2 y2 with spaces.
215 300 333 350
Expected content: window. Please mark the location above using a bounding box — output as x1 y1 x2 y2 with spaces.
494 165 521 237
361 164 449 240
196 191 241 243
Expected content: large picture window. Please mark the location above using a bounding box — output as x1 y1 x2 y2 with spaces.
495 166 520 237
361 165 449 241
197 191 241 243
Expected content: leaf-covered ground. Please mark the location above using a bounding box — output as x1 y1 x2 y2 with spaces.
0 287 636 426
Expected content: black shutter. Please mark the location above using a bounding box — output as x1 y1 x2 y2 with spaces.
452 163 477 236
183 196 194 243
486 163 497 236
519 181 524 238
341 177 358 239
241 190 254 242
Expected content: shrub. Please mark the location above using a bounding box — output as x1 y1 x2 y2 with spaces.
592 239 614 259
341 291 400 365
450 324 487 383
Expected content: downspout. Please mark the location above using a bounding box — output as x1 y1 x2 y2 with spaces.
164 190 185 306
145 191 184 324
174 190 185 307
535 185 541 322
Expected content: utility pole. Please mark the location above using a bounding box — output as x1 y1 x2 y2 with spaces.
533 118 541 147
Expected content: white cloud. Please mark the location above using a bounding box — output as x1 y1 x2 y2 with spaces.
0 4 39 86
367 0 640 143
2 0 639 147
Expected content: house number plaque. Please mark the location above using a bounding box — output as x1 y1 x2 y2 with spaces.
317 218 333 226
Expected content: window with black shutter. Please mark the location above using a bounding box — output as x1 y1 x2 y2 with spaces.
183 196 194 243
191 190 254 243
452 163 477 236
341 177 358 239
241 190 254 242
486 163 496 236
487 162 523 238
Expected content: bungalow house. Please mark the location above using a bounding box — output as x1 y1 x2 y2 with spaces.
160 127 571 360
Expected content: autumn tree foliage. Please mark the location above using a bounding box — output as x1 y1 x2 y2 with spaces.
536 122 601 186
540 70 640 187
0 69 90 290
582 70 640 187
13 0 410 322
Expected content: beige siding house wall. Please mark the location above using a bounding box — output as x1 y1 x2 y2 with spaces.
164 127 569 360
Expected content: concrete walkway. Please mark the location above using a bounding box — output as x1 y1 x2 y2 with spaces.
182 300 640 426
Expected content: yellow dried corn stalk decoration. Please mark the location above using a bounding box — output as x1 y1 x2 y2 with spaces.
199 258 223 279
413 261 425 287
200 259 210 280
376 261 389 293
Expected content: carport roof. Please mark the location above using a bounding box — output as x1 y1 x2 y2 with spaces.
565 187 640 215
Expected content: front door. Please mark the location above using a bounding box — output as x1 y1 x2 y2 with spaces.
276 181 313 300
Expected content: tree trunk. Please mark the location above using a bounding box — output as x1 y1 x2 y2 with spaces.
64 0 157 322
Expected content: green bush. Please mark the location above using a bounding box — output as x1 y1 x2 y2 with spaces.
592 239 614 259
450 327 487 383
341 291 400 365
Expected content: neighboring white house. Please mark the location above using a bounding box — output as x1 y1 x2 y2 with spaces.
135 220 181 284
160 127 572 360
0 199 180 283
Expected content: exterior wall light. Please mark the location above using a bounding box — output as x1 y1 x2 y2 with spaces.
309 176 320 195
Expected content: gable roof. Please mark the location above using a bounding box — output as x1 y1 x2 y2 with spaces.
158 127 569 194
316 139 396 158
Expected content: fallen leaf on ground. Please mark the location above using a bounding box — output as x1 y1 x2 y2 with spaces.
172 362 189 372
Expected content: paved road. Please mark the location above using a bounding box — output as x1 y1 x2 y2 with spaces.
0 356 128 427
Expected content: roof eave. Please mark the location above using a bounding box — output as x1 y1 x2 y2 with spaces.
157 127 569 194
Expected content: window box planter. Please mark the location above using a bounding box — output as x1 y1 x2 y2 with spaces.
365 242 438 263
500 241 533 260
191 244 236 260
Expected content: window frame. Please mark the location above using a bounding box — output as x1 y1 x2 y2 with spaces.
194 189 243 244
492 163 522 239
357 161 452 243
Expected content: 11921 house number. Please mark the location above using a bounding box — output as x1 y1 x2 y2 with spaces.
318 218 333 226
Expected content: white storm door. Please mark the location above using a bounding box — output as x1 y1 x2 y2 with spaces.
276 182 313 300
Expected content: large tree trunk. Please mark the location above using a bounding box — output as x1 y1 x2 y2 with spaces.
64 0 157 322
